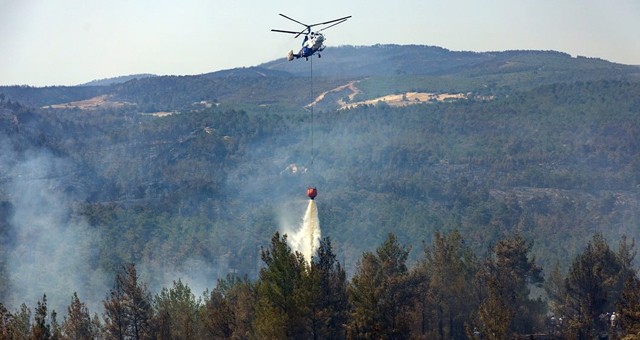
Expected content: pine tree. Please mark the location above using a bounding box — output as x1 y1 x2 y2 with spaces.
347 233 412 339
201 281 234 338
8 303 31 340
31 294 52 340
544 262 568 338
0 303 10 339
253 232 310 339
103 275 127 340
202 274 256 339
347 251 382 339
91 314 103 339
618 275 640 338
479 232 545 336
153 279 202 340
416 230 477 339
545 262 565 315
50 310 61 340
226 277 257 338
62 292 95 339
560 234 630 338
476 276 511 340
309 237 349 339
103 264 152 340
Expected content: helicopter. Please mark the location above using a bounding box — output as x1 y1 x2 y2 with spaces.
271 14 351 61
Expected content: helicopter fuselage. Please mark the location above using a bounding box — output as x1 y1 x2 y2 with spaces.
299 33 325 58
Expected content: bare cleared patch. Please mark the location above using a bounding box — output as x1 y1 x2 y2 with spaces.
45 95 130 110
340 91 468 109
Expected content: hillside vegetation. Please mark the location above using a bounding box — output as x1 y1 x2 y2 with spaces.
1 44 640 338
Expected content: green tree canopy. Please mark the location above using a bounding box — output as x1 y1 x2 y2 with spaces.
347 233 412 339
556 234 636 338
253 232 310 339
103 264 153 340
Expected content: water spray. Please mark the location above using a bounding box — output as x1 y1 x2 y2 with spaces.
285 189 321 264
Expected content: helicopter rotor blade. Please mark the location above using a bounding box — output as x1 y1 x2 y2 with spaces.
276 14 311 38
271 29 301 35
309 15 352 28
294 27 309 38
316 18 350 32
278 13 309 28
273 14 351 38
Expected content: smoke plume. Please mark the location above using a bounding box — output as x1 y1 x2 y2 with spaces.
1 140 108 314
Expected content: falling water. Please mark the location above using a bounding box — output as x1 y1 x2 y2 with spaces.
287 199 321 264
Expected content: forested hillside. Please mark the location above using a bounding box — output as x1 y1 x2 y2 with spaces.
1 44 640 338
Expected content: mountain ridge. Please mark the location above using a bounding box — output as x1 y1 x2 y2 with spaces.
2 44 639 112
80 73 158 86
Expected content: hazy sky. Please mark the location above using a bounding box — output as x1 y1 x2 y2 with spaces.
2 0 639 86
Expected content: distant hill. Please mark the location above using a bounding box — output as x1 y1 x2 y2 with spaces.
80 73 157 86
261 44 492 77
260 44 640 80
108 45 639 111
2 45 639 110
201 66 294 79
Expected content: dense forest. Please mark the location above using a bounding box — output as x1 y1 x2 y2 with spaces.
1 231 639 339
1 45 640 338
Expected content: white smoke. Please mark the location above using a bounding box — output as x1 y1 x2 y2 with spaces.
280 199 321 264
1 141 108 314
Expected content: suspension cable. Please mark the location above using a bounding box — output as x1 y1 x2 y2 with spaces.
309 55 315 167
